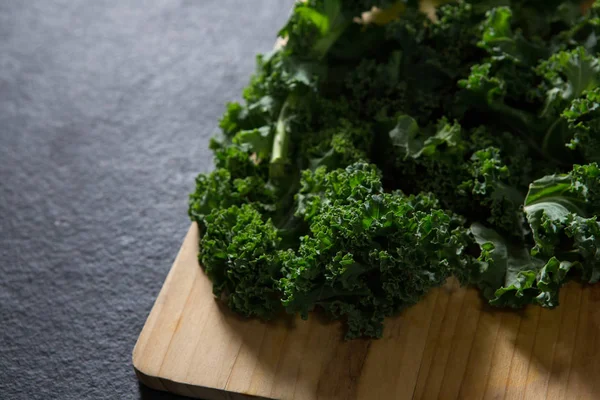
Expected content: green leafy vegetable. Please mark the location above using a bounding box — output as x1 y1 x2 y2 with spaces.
200 205 282 319
189 0 600 338
280 163 473 338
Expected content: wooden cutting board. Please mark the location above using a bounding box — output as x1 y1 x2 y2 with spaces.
133 223 600 400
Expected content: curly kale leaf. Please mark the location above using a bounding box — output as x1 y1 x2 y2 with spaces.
280 0 366 61
302 118 373 171
470 223 582 309
281 163 473 338
470 162 600 308
382 3 485 123
459 46 600 164
344 51 407 119
389 114 464 160
524 163 600 260
188 168 276 231
460 147 525 236
200 205 283 319
531 47 600 160
218 50 310 144
470 223 548 307
457 62 539 134
537 47 600 117
429 2 484 77
385 115 469 205
295 162 383 222
478 6 548 65
522 163 600 286
385 115 525 236
563 87 600 163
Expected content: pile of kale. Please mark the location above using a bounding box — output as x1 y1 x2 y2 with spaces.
189 0 600 339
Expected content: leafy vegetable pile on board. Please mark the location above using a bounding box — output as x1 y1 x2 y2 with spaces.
189 0 600 339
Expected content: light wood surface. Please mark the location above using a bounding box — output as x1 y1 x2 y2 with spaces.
133 223 600 400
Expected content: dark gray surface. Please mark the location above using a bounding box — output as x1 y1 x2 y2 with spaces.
0 1 293 399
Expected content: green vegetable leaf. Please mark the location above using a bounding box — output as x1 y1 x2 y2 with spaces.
537 47 600 117
563 87 600 163
388 115 422 159
470 223 571 308
201 205 283 319
282 164 473 338
478 6 547 65
233 126 272 160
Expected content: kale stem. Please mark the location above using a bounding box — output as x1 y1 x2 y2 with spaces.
270 99 292 179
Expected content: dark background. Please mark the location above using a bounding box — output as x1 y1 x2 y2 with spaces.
0 1 293 399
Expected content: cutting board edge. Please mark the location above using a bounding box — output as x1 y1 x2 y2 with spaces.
130 222 209 398
133 362 272 400
131 223 195 375
131 223 272 400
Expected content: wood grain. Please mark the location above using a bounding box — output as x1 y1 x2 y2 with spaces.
133 223 600 400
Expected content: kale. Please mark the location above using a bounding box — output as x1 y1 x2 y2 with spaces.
470 163 600 308
200 205 283 319
280 164 474 338
189 0 600 338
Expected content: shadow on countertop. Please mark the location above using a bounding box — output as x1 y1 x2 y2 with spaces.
139 382 194 400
